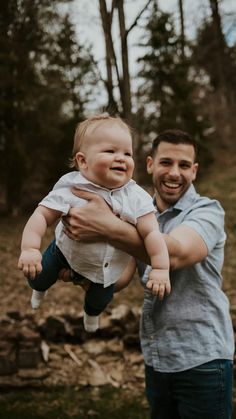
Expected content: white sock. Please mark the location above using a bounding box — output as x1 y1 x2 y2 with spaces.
31 290 46 309
83 312 99 332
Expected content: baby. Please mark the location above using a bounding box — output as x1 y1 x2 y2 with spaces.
18 114 170 332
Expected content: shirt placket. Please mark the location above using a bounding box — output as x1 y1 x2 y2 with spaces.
143 293 160 369
103 245 114 287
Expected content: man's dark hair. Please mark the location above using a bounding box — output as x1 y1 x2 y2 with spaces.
151 129 198 159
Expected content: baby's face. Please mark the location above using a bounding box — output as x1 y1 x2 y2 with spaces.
76 122 134 189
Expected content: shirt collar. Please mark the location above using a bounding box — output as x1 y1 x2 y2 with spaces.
154 184 197 214
74 172 136 192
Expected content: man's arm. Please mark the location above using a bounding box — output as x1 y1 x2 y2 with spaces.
163 225 208 270
62 188 149 262
63 189 208 270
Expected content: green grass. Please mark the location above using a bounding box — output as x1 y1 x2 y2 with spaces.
0 387 149 419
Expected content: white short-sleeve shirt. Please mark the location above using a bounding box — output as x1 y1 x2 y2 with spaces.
39 172 155 287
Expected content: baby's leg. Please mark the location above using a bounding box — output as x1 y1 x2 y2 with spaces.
83 283 114 332
84 283 114 315
27 240 70 308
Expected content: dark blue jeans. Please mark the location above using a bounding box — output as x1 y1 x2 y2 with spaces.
28 240 114 316
145 359 233 419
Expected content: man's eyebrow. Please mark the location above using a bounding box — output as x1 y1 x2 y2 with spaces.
159 157 192 164
179 159 192 164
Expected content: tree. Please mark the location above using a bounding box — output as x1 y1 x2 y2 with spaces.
194 0 236 108
193 1 236 148
137 5 202 130
178 0 185 60
0 0 96 213
135 2 211 178
98 0 152 124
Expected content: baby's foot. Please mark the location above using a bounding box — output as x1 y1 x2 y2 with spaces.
83 312 99 332
31 290 46 309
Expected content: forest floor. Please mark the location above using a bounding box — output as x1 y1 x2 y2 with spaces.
0 154 236 418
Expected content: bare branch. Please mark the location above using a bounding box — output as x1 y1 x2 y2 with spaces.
110 0 117 22
126 0 152 37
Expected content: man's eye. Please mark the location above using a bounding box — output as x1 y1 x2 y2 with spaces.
161 161 170 166
180 164 191 169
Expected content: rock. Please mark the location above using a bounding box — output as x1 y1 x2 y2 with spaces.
0 341 17 375
38 315 74 341
18 367 50 380
87 359 109 386
110 304 135 324
18 342 42 368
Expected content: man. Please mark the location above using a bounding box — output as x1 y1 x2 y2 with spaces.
62 129 234 418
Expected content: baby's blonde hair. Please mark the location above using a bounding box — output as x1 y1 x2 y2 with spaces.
69 113 132 169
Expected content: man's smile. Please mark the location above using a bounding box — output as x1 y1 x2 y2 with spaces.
162 181 182 190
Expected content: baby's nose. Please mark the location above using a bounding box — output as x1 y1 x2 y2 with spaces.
115 153 125 161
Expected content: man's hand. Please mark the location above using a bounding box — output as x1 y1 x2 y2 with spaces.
58 268 91 291
62 188 148 263
18 249 42 279
62 188 115 242
146 268 171 300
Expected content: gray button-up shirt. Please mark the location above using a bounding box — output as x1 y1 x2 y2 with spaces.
139 184 235 372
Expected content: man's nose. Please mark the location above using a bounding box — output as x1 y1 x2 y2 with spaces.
169 164 180 177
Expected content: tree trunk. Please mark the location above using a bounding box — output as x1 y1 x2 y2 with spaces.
209 0 228 106
99 0 119 112
116 0 132 124
178 0 185 60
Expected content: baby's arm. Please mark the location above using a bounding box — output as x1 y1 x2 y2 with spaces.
18 205 61 279
114 258 136 293
137 212 170 299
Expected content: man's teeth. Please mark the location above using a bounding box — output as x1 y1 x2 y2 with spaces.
164 182 180 189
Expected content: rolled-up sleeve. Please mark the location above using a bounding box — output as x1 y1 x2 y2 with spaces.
182 200 226 253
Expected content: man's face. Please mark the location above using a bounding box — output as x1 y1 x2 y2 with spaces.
146 141 198 212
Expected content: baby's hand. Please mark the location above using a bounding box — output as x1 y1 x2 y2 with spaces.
18 249 42 279
146 268 171 300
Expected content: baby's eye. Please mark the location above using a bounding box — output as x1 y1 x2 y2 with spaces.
104 149 114 153
125 152 132 157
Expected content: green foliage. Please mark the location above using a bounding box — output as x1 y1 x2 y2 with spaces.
0 0 97 213
193 19 236 105
135 2 212 174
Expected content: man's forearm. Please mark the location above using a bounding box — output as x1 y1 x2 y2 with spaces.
105 216 186 269
107 217 150 263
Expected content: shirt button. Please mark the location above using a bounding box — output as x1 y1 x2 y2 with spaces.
104 263 109 267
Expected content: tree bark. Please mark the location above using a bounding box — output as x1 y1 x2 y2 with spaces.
99 0 119 112
116 0 132 123
209 0 228 106
178 0 185 60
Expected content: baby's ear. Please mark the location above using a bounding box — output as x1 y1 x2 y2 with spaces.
75 152 87 169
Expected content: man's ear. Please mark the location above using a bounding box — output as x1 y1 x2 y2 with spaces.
192 162 198 181
75 152 87 169
146 156 154 174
